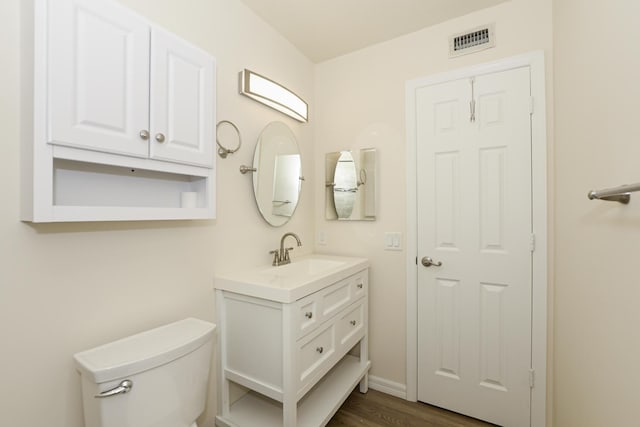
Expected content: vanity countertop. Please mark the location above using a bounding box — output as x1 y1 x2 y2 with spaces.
214 254 369 303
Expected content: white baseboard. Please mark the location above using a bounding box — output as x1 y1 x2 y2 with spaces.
368 375 407 400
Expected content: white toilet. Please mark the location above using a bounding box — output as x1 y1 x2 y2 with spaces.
74 318 216 427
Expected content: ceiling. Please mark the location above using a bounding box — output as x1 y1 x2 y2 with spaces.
239 0 509 63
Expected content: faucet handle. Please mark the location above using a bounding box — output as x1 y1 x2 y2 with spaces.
283 247 294 261
269 250 280 266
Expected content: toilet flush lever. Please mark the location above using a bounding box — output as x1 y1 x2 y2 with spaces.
94 379 133 398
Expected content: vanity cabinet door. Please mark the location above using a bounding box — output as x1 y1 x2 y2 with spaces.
47 0 214 168
149 27 215 168
48 0 151 158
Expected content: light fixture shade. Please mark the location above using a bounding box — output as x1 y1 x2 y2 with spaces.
239 69 308 123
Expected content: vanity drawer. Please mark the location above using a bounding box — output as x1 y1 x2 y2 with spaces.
297 321 335 389
320 278 352 319
294 269 368 338
352 273 367 300
297 298 318 336
337 301 365 350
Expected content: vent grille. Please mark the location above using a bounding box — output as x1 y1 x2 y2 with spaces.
449 24 495 57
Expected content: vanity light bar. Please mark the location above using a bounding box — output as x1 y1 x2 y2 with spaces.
239 69 309 123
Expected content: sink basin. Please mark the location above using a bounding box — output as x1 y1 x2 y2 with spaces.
258 258 346 278
215 254 368 303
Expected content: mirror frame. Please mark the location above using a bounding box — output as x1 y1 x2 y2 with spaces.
325 148 376 221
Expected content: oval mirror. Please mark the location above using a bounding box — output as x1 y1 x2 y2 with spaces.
251 121 302 227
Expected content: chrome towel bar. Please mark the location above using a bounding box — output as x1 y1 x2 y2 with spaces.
587 183 640 204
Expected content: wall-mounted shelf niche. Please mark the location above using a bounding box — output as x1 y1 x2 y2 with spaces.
49 158 213 222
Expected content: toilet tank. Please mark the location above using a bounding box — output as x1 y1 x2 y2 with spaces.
74 318 216 427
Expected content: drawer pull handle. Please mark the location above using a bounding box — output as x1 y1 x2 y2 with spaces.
357 283 363 289
350 320 357 326
316 346 324 354
305 312 313 319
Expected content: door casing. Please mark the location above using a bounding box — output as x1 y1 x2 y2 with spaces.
405 51 548 427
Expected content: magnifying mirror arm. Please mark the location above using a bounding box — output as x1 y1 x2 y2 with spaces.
357 168 367 187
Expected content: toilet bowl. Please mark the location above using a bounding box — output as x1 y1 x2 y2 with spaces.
74 318 216 427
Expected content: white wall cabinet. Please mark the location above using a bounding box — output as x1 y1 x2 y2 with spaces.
215 269 371 427
22 0 216 222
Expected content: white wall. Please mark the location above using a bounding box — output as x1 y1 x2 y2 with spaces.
553 0 640 425
0 1 314 426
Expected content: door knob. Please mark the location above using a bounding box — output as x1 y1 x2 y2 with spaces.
155 133 166 143
421 256 442 267
139 130 149 140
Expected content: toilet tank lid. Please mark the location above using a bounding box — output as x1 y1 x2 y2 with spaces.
73 318 216 384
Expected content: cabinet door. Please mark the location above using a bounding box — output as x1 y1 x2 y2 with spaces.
48 0 150 157
149 28 215 168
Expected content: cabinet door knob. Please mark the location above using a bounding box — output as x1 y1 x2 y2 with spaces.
316 346 324 354
350 320 357 326
305 312 313 319
357 283 363 289
155 133 166 143
139 130 149 140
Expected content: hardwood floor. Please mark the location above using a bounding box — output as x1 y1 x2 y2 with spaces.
327 388 496 427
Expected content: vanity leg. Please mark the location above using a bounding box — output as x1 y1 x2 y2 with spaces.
358 335 369 393
282 304 298 426
283 398 297 427
359 303 369 394
220 377 231 418
359 373 369 394
216 290 232 419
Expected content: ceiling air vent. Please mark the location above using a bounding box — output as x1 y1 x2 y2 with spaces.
449 24 495 58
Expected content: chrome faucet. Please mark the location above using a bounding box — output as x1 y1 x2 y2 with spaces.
270 232 302 266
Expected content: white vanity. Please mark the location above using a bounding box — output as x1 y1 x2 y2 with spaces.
215 254 370 427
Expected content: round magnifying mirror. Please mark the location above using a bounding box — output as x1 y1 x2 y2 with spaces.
252 121 302 227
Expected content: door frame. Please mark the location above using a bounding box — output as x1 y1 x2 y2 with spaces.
405 51 548 426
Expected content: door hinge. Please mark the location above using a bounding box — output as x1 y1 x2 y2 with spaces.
529 96 534 115
470 77 476 122
529 369 535 388
529 233 536 252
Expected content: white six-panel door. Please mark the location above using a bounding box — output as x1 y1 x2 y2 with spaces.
416 67 532 426
48 0 150 157
149 28 215 168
